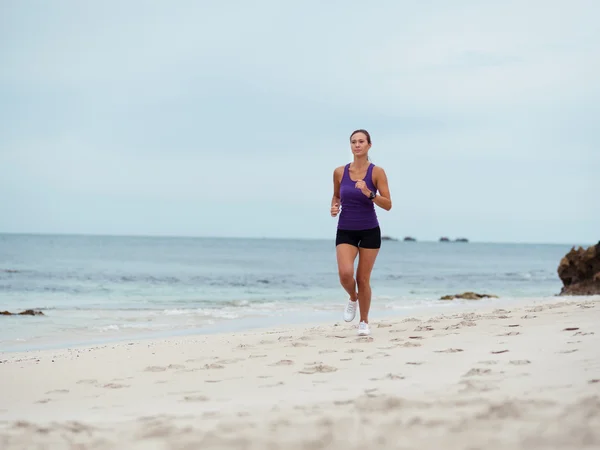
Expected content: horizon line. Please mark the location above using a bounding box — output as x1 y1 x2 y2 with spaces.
0 231 594 247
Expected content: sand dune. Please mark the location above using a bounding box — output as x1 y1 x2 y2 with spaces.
1 297 599 449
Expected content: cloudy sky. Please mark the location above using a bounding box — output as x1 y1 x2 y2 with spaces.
1 0 598 244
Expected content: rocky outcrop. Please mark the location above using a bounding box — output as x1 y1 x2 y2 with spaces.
0 309 44 316
557 242 600 296
403 236 416 242
440 292 499 300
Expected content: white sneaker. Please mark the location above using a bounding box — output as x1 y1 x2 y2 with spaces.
358 321 370 336
343 299 358 322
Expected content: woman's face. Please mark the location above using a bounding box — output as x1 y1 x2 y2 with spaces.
350 132 371 157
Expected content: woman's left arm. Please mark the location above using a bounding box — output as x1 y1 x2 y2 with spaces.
373 166 392 211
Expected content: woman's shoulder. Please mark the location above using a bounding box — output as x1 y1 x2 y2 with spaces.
333 165 346 176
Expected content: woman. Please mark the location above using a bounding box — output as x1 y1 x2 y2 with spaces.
330 129 392 336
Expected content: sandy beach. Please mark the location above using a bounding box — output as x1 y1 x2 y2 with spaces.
1 297 599 449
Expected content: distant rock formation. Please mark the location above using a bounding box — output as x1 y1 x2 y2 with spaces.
381 235 398 241
403 236 416 242
1 309 44 316
439 237 469 242
557 242 600 296
440 292 499 300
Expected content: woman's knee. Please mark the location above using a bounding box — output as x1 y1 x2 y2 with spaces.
338 267 354 284
356 274 371 287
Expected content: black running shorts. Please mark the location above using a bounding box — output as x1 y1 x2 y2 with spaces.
335 226 381 249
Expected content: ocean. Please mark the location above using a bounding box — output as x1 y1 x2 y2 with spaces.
0 233 582 352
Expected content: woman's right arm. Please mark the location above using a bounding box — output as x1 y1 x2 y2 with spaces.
331 166 342 216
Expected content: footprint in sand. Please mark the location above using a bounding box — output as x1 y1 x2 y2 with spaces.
406 361 424 365
45 389 69 395
76 379 99 385
491 349 509 354
558 349 578 354
366 352 391 359
370 373 405 381
408 336 424 340
414 325 434 332
346 348 364 354
388 329 407 334
498 332 520 336
298 364 337 374
401 342 422 348
377 323 392 328
215 358 244 365
34 398 52 404
563 327 579 331
102 383 129 389
168 364 185 370
478 360 499 365
509 360 531 365
182 395 209 402
445 321 476 330
435 348 464 353
270 360 294 366
319 349 338 354
144 366 167 372
288 342 310 347
249 354 267 359
203 363 225 369
463 368 492 377
340 358 352 361
589 379 599 384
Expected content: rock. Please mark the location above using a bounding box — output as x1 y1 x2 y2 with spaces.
381 236 398 241
440 292 499 301
403 236 416 242
439 237 450 242
1 309 45 316
557 242 600 296
455 238 469 243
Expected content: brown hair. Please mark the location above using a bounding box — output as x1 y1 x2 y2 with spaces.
350 129 371 144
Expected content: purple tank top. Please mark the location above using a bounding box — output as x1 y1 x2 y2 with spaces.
337 163 379 230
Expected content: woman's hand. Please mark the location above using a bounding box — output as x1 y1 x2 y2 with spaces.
355 180 372 197
331 202 340 217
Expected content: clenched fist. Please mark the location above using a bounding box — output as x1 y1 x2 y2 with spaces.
331 202 340 217
355 180 372 197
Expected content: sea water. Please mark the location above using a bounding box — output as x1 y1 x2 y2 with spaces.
0 233 586 352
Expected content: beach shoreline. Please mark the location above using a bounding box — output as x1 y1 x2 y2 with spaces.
1 294 579 354
1 296 599 449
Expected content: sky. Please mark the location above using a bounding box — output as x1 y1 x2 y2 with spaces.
1 0 598 244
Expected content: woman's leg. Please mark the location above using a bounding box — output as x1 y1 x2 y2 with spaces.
356 247 380 323
336 243 359 301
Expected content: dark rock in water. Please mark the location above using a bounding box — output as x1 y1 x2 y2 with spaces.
440 292 499 300
439 237 450 242
403 236 416 242
557 242 600 296
0 309 45 316
381 235 398 241
455 237 469 243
